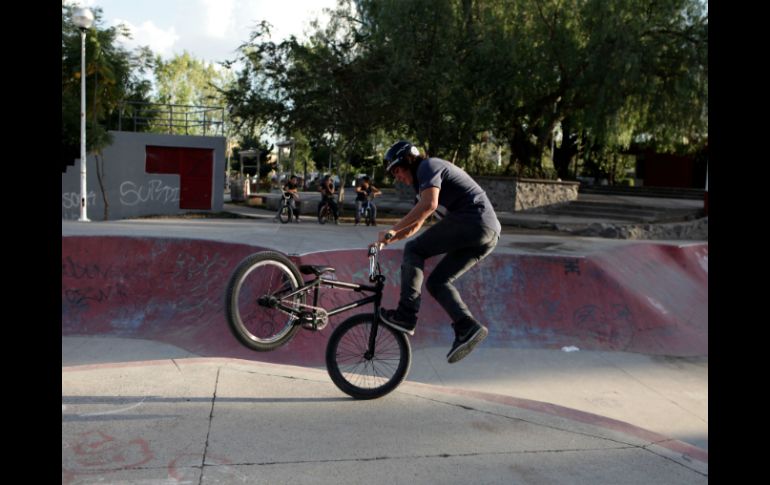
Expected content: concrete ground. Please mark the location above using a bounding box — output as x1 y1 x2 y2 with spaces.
62 202 707 484
63 338 706 485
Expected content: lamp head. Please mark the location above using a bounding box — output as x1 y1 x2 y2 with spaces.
72 8 94 30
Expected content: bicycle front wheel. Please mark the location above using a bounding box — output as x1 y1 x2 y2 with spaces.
318 204 330 224
326 313 411 399
225 252 305 351
278 204 291 223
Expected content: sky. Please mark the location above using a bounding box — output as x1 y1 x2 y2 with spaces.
64 0 339 66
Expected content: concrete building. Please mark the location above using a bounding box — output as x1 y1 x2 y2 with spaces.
62 131 226 221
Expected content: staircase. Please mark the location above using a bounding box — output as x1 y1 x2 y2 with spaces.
579 185 705 200
543 193 704 224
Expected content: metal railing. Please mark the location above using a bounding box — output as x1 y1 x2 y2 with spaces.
117 101 225 136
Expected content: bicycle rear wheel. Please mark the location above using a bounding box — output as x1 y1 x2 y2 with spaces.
326 313 411 399
225 251 305 351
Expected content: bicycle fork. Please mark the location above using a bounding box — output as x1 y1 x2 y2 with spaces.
364 278 385 360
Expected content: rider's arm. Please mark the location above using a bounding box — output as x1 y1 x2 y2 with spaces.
378 187 438 245
371 185 382 196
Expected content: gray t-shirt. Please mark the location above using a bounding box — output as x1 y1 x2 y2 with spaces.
414 157 501 235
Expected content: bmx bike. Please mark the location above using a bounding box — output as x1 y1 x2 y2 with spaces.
359 195 376 226
317 198 335 224
224 245 411 399
276 192 296 224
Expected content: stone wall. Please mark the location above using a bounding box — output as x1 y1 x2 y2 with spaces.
475 176 579 212
514 178 580 211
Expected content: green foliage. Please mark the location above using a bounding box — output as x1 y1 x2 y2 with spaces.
149 52 232 136
220 0 707 183
154 52 226 106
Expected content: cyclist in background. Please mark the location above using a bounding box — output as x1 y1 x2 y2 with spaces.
281 174 301 223
354 176 381 226
318 174 340 224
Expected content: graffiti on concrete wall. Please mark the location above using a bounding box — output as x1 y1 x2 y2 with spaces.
120 179 180 206
62 179 180 219
169 251 228 319
62 190 97 220
62 190 97 210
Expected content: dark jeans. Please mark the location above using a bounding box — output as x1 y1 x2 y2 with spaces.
355 200 377 223
397 219 499 323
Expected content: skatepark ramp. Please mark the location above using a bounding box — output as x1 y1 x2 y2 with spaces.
62 236 707 366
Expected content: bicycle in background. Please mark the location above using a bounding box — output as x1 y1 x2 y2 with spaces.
276 192 295 223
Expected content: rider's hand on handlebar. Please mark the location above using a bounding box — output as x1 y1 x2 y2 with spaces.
370 233 390 251
377 229 395 247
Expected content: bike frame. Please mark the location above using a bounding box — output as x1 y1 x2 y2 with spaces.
262 247 387 351
280 192 294 207
271 273 383 320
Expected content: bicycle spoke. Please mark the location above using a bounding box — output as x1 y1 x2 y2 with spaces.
234 259 301 343
331 320 405 391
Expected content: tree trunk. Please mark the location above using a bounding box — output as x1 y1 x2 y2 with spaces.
95 153 109 221
506 127 540 176
554 119 580 180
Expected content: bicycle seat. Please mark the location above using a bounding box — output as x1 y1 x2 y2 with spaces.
299 265 336 276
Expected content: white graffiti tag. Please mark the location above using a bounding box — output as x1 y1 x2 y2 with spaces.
62 191 97 210
120 180 180 206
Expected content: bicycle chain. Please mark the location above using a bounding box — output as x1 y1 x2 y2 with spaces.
272 298 330 331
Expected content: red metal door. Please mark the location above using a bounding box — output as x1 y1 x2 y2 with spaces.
146 146 213 210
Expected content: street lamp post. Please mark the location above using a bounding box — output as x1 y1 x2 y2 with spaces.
73 7 94 221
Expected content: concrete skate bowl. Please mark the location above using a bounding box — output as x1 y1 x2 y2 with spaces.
62 236 707 367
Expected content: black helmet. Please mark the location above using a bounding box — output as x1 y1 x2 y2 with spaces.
384 140 419 172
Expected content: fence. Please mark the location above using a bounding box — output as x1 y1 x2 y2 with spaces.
117 101 225 136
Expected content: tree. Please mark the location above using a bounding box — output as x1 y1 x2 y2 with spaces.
222 0 707 184
152 52 232 135
537 0 708 180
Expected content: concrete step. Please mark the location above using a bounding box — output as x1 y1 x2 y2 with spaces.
545 207 658 222
557 201 661 215
580 185 705 200
544 199 701 223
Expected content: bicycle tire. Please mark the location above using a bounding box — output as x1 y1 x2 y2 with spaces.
326 313 411 399
318 204 331 224
364 207 373 226
278 204 291 223
225 251 305 351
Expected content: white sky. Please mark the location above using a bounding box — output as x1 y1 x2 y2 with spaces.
64 0 339 65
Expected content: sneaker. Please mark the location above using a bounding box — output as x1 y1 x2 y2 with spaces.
379 308 417 336
446 317 488 364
